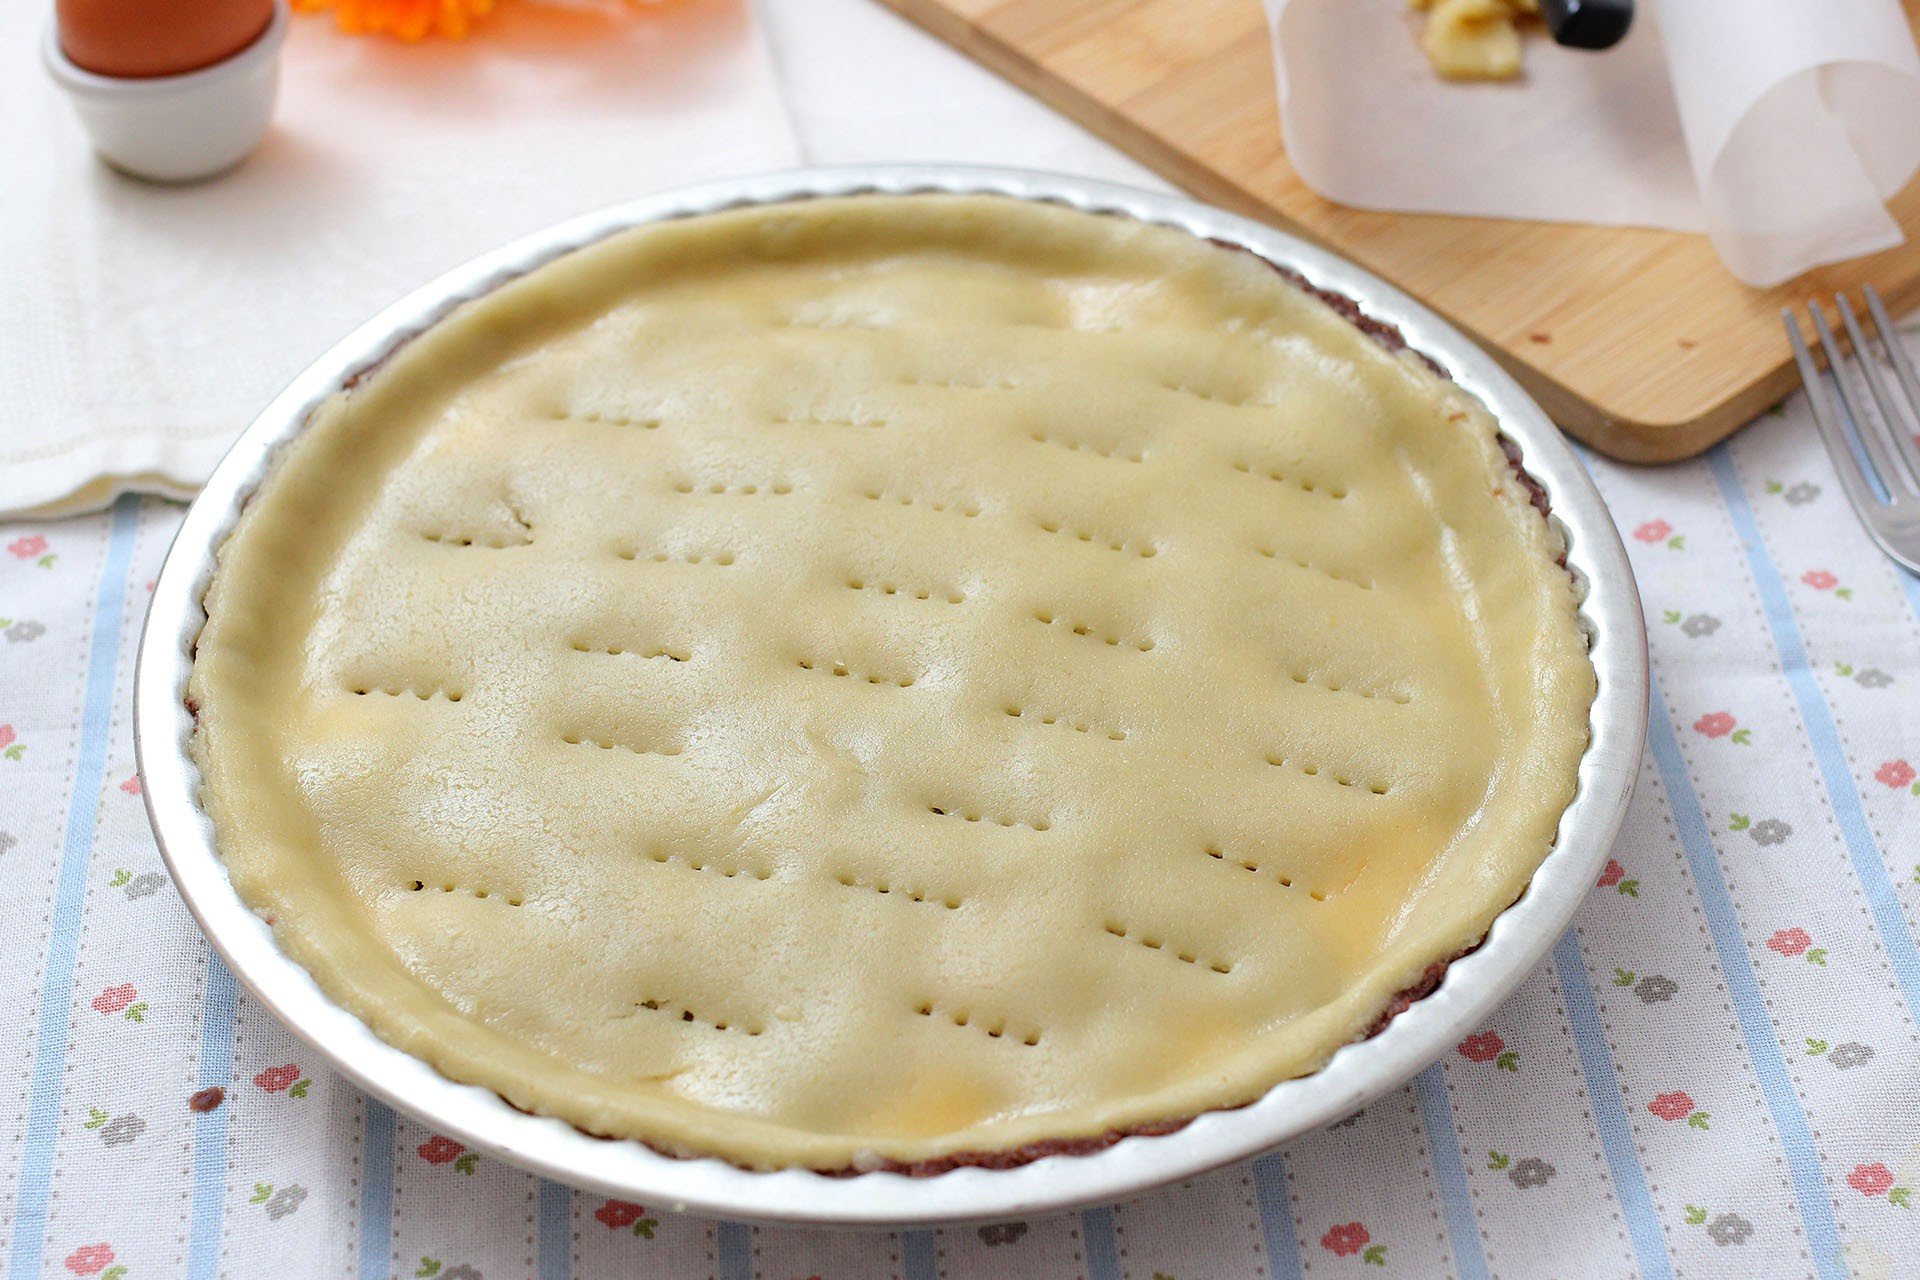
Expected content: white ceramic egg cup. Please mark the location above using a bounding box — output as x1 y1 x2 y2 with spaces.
43 0 289 184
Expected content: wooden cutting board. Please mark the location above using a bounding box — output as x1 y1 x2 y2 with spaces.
876 0 1920 462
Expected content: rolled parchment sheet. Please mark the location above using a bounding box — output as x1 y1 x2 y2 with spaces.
1658 0 1920 284
1264 0 1920 286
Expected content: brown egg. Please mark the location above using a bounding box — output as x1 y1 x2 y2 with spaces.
58 0 275 79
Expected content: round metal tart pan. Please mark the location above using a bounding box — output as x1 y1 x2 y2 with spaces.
134 166 1649 1227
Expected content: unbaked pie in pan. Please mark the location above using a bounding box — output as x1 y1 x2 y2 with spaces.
188 194 1595 1172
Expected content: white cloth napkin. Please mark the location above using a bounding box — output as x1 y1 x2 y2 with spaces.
1265 0 1920 287
0 0 798 518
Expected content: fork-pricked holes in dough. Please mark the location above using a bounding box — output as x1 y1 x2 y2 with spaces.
1034 519 1157 559
421 531 531 549
615 547 736 567
1283 670 1412 705
570 641 690 663
404 879 523 907
770 411 886 430
1003 703 1126 742
1231 458 1347 500
927 802 1052 832
561 733 683 758
833 871 960 910
1031 609 1155 652
1262 753 1391 796
421 499 533 549
547 409 661 431
913 1000 1040 1047
796 657 915 688
1102 920 1234 974
633 997 763 1037
844 577 964 605
860 489 981 518
672 479 794 497
351 684 463 703
1202 844 1325 899
1026 429 1143 463
647 849 771 882
1254 545 1373 591
1159 378 1251 407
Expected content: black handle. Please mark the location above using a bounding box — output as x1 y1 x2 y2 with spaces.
1539 0 1634 51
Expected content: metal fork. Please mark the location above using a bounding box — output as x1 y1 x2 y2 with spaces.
1782 285 1920 575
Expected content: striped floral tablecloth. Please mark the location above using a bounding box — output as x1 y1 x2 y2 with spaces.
2 393 1916 1280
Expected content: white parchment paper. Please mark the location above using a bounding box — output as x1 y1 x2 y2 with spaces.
1265 0 1920 286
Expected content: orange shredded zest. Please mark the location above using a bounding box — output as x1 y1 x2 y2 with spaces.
293 0 495 41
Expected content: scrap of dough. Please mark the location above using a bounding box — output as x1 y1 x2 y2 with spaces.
1410 0 1539 80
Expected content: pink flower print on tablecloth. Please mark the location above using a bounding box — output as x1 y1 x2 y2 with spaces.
63 1244 113 1275
1875 760 1915 790
418 1134 477 1173
1848 1163 1895 1196
1459 1031 1503 1062
418 1135 464 1164
8 536 47 560
1767 928 1812 957
1766 926 1828 967
254 1064 300 1092
118 776 140 795
1649 1091 1697 1122
1800 569 1853 599
1633 520 1671 543
1321 1222 1370 1256
0 724 20 761
1596 857 1641 897
90 984 135 1015
1458 1031 1518 1069
1694 712 1735 738
1658 1094 1709 1127
595 1200 647 1229
593 1199 661 1236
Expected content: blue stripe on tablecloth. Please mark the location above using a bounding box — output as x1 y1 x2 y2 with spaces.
7 496 141 1280
358 1100 396 1280
900 1229 937 1280
186 955 239 1279
1081 1206 1122 1280
716 1221 751 1280
1552 931 1675 1280
1412 1066 1491 1280
1710 446 1920 1020
537 1180 571 1280
1645 665 1847 1280
1251 1152 1304 1280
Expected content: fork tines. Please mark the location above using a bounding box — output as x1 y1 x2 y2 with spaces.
1782 285 1920 574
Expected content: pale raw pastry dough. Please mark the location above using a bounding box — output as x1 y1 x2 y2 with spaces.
189 195 1594 1171
1412 0 1541 80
